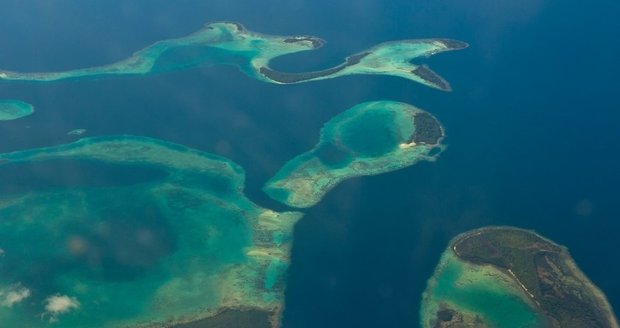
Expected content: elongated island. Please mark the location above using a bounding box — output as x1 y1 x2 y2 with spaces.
0 22 467 91
421 226 619 328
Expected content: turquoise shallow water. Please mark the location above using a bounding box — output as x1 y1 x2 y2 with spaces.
0 0 618 327
429 256 542 328
0 184 251 327
339 109 400 157
0 136 284 327
1 188 174 326
0 99 34 120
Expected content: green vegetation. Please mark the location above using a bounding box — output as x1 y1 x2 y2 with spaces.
452 227 619 328
263 101 446 208
420 251 544 328
0 136 302 328
0 21 472 327
0 22 467 91
421 226 619 328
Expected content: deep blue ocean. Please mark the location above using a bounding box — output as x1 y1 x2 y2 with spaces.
0 0 619 327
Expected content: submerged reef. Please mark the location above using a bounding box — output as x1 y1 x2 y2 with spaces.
0 20 471 327
263 101 445 208
0 136 302 328
0 99 34 121
0 21 467 91
421 226 619 328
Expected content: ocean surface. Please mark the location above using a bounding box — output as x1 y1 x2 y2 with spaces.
0 0 618 327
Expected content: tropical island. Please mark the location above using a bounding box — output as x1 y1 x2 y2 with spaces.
0 99 449 326
263 101 446 208
420 226 619 328
0 20 473 327
0 21 467 91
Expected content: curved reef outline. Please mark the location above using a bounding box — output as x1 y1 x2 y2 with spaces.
263 101 446 208
0 21 467 91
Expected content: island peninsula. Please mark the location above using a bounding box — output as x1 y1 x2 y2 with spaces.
421 226 619 328
263 101 445 208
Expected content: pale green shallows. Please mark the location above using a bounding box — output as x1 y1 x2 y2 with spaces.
263 101 445 208
0 136 302 328
0 99 34 121
0 22 467 91
420 251 544 328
